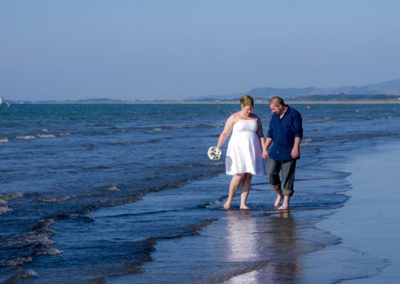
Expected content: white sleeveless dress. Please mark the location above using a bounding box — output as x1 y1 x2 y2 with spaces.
225 119 265 176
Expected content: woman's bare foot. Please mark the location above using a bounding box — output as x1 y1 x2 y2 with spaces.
223 201 231 210
240 204 250 210
274 195 283 207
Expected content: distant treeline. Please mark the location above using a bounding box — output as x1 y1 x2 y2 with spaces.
190 94 400 102
290 94 400 101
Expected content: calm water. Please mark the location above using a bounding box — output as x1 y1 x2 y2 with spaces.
1 103 400 283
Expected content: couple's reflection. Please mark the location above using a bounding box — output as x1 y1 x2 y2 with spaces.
268 210 300 283
225 209 299 283
225 210 258 262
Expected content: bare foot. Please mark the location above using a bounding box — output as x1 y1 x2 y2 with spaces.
278 203 289 210
240 205 250 210
274 195 283 207
223 201 231 210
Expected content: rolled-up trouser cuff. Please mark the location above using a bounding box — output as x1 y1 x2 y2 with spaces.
268 158 296 196
283 188 294 197
271 184 282 195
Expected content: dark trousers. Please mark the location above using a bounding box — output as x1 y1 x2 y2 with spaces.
267 157 297 196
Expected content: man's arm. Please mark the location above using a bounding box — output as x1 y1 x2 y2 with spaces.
291 137 301 159
262 137 272 158
291 112 303 159
262 117 275 158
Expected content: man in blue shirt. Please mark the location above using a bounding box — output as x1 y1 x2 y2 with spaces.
262 96 303 210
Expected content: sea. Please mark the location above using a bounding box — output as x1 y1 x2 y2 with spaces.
1 103 400 283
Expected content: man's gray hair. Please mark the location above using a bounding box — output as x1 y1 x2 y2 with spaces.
269 96 286 106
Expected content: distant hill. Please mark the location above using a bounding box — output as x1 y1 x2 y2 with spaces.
8 79 400 104
363 79 400 94
192 79 400 101
291 94 400 101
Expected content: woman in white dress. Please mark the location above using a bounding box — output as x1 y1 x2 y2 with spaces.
216 95 266 209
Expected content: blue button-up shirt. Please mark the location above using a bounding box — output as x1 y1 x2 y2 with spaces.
267 106 303 161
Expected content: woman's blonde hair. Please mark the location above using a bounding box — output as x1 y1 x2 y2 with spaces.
240 95 254 108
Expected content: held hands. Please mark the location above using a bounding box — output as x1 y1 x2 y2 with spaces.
262 149 268 159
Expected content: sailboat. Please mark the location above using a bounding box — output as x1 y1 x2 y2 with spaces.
0 96 11 108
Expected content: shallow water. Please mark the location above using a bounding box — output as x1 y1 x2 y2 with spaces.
1 104 400 282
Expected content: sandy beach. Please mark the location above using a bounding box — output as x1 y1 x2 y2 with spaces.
109 140 400 284
2 104 400 283
344 143 400 283
303 141 400 283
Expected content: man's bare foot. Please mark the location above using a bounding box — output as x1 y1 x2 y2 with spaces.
278 203 289 210
274 195 283 207
223 201 231 210
240 204 250 210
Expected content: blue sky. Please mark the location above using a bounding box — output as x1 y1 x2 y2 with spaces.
1 0 400 100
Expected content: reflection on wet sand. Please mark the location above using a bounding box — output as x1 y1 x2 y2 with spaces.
225 211 258 262
224 210 300 284
268 210 300 283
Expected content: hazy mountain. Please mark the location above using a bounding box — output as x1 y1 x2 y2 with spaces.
193 79 400 100
363 79 400 94
291 94 400 101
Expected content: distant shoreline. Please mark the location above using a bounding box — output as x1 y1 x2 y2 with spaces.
9 99 400 105
287 99 400 105
161 99 400 105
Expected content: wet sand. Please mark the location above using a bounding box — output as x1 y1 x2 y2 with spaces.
309 141 400 283
107 141 400 284
109 166 354 283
